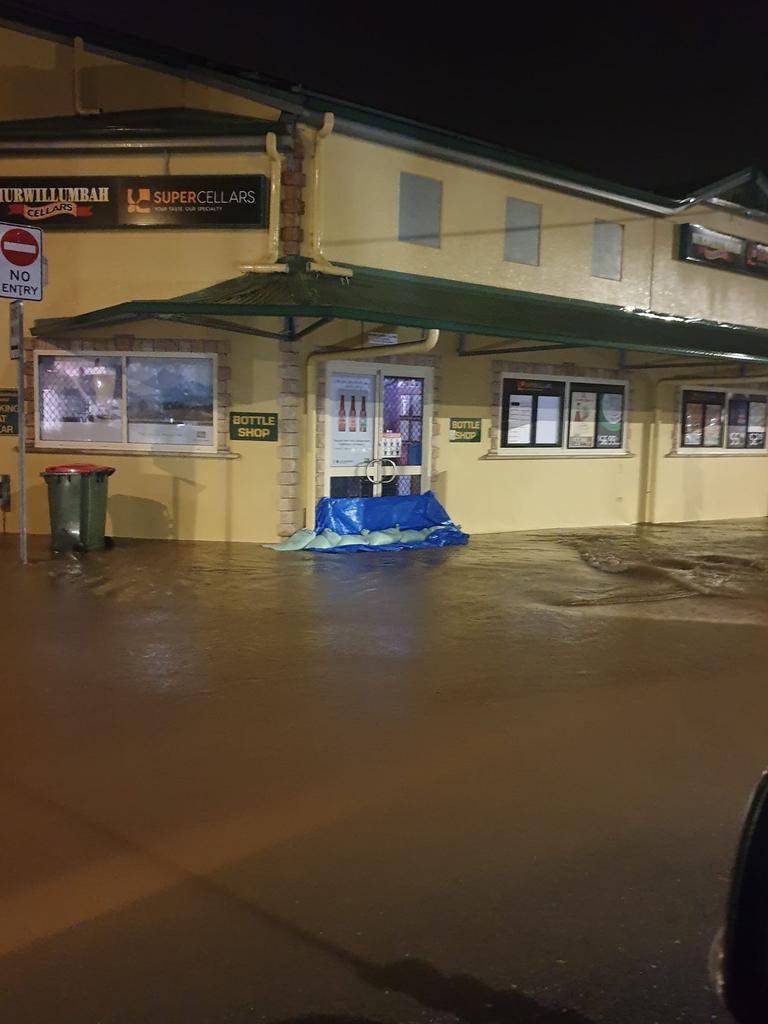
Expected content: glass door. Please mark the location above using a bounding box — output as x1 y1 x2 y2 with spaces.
325 362 431 498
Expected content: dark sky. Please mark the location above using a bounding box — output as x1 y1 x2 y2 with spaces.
7 0 768 196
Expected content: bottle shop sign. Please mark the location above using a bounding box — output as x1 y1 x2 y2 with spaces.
229 412 278 441
449 417 482 442
329 372 375 468
0 389 18 435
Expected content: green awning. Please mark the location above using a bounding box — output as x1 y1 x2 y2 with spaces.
32 261 768 363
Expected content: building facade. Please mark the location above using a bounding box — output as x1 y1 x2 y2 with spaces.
3 15 768 543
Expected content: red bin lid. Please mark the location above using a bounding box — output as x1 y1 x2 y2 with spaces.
43 463 115 475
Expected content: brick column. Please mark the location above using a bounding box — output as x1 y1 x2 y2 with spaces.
277 339 301 536
280 127 305 258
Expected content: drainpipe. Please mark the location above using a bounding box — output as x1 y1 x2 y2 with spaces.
73 37 101 116
303 328 440 525
299 113 349 277
240 132 288 274
643 368 768 524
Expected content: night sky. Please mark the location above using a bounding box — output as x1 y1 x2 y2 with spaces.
6 0 768 196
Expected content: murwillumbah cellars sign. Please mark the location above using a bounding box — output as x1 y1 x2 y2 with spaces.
0 177 268 229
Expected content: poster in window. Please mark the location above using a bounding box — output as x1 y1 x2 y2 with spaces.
535 395 561 444
727 398 748 448
568 391 597 448
506 393 533 445
596 392 624 448
683 401 704 445
703 403 724 446
329 372 375 468
747 400 767 448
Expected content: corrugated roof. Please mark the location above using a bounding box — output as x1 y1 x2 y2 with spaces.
32 262 768 363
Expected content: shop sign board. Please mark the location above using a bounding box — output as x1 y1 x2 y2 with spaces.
0 177 268 230
678 223 768 280
229 412 278 441
0 389 18 435
449 417 482 442
329 371 375 468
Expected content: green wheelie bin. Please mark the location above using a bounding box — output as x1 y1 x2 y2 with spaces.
40 464 115 552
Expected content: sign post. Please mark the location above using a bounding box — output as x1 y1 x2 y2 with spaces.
0 221 43 564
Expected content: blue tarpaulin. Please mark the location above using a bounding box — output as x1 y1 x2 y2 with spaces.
314 492 467 552
267 492 468 553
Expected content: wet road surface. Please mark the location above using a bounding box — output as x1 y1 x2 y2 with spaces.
2 521 768 1023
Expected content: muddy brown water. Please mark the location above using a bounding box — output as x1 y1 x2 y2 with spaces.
2 521 768 1023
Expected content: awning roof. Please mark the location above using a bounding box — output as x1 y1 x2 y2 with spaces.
32 262 768 363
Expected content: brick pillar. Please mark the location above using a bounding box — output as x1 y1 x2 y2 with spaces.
280 127 306 258
277 339 301 536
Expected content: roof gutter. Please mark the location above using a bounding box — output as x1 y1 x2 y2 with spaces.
0 135 280 154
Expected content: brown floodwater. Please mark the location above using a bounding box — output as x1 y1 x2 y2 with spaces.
2 521 768 1023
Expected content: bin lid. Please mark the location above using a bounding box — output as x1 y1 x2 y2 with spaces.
43 463 115 475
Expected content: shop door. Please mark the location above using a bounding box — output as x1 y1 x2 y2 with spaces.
325 361 432 498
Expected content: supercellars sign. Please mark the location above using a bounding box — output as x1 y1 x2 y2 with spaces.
0 176 268 229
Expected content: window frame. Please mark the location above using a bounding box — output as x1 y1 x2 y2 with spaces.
33 349 219 455
678 387 768 453
498 373 628 455
503 196 541 266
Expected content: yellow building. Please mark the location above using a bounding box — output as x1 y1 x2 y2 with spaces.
3 12 768 543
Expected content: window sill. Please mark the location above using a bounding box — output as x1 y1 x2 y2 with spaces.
667 449 768 457
27 446 239 460
482 450 633 460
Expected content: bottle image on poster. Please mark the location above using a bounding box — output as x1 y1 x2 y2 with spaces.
568 391 597 448
329 372 375 468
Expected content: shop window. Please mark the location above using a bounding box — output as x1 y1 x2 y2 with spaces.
592 220 623 280
504 197 540 265
36 352 216 452
398 172 442 248
680 389 767 450
500 375 627 452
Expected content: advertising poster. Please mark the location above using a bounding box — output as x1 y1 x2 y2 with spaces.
596 392 624 448
748 400 767 448
329 372 375 468
535 395 561 444
568 391 597 448
506 393 533 445
0 389 18 436
683 401 704 445
703 403 724 446
727 398 748 448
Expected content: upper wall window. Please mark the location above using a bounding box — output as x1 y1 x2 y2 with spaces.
35 352 217 452
504 197 541 265
398 172 442 248
680 389 767 450
592 220 623 280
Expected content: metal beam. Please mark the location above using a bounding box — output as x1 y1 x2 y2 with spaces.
623 359 745 371
154 314 287 340
293 317 333 341
459 342 586 358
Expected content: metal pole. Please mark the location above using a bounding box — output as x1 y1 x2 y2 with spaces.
14 302 26 564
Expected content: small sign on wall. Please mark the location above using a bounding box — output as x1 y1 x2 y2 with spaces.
0 389 18 435
229 411 278 441
449 417 482 442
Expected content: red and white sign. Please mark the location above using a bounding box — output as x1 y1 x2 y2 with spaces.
0 222 43 301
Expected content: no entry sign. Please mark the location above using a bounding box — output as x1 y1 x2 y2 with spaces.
0 222 42 301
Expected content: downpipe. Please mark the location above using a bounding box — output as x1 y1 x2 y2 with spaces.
240 132 288 274
302 329 440 526
299 113 349 277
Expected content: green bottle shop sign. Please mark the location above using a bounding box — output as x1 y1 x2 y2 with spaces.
0 389 18 436
449 417 482 442
229 411 278 441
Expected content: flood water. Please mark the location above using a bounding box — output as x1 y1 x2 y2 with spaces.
2 521 768 1023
